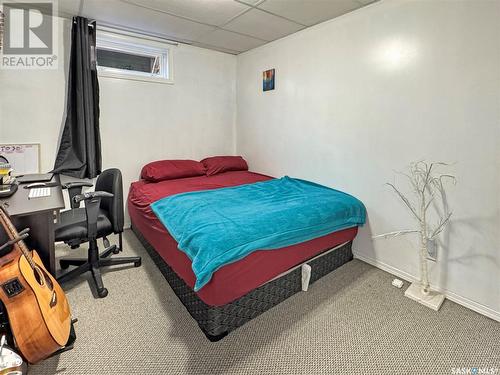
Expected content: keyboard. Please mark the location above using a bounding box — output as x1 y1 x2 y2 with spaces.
28 187 51 199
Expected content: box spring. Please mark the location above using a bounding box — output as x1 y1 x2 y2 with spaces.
131 224 353 341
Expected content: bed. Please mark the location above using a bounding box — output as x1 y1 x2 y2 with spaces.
128 161 364 341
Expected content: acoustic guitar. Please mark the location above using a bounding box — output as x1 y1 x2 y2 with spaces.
0 206 71 363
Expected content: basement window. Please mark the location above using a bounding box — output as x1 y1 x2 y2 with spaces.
96 29 173 84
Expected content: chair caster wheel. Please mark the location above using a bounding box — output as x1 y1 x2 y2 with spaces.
113 248 120 254
97 288 108 298
60 261 70 269
134 259 141 267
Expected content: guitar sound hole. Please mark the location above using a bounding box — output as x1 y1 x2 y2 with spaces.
41 269 54 291
33 267 45 287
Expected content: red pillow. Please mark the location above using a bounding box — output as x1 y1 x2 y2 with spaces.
201 156 249 176
141 160 206 182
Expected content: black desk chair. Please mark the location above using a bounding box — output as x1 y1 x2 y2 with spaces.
55 168 141 298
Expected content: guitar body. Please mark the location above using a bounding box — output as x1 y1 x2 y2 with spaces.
0 250 71 363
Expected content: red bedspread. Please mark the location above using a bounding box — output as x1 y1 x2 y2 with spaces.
128 171 357 306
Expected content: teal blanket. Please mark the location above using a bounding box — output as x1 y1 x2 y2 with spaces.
151 177 366 291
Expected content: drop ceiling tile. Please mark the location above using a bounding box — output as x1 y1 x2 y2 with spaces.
258 0 362 26
191 42 240 55
223 8 304 41
124 0 250 26
81 0 216 42
236 0 265 5
197 29 266 52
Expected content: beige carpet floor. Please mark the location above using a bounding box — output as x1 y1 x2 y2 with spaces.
30 229 499 375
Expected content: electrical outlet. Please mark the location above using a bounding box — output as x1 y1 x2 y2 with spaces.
392 278 404 288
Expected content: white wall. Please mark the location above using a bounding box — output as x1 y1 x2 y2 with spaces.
236 0 500 319
0 17 237 221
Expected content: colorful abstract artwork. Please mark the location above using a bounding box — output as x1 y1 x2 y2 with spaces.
263 69 275 91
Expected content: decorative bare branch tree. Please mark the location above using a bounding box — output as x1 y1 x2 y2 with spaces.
374 161 456 295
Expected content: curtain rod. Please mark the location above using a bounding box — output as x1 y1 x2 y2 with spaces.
70 18 179 46
68 16 180 46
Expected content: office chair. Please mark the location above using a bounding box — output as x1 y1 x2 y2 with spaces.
55 168 141 298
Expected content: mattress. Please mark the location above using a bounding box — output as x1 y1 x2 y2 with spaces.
128 170 358 306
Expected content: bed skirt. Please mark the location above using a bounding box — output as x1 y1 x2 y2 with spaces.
131 224 354 341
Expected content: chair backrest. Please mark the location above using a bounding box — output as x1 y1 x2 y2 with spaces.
95 168 124 234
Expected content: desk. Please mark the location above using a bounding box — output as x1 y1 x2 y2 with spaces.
0 175 64 274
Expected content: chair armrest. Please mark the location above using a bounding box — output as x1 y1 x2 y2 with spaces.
73 191 114 239
62 182 94 209
62 182 94 190
73 191 113 205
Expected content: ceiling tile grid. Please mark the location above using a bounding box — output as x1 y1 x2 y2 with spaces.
81 0 217 43
58 0 378 54
222 8 305 42
197 29 267 53
123 0 250 27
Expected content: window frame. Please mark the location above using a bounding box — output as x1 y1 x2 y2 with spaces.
96 29 174 85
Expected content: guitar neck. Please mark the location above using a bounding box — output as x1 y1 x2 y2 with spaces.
0 208 35 269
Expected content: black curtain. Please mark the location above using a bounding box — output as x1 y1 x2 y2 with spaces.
53 17 101 179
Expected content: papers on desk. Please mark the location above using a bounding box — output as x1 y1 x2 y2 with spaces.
28 188 51 199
